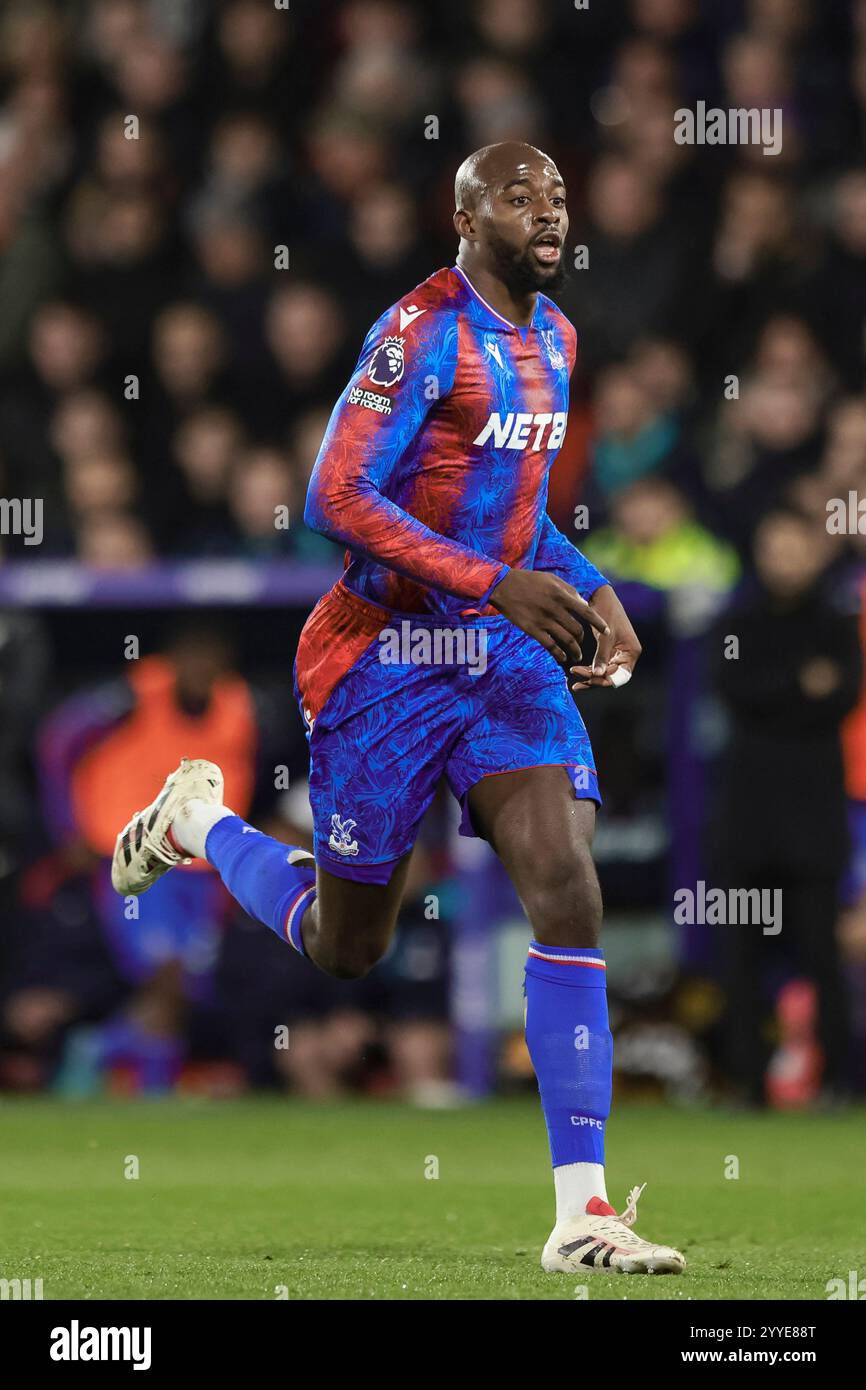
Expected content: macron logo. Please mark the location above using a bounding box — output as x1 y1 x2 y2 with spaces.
486 339 504 369
472 411 567 451
399 304 426 331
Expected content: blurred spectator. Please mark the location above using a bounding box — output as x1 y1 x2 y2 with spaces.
64 453 139 538
50 389 126 465
455 55 548 149
711 510 861 1103
15 629 260 1090
705 355 826 555
560 154 687 372
586 362 696 506
210 0 297 124
260 281 349 434
227 444 297 558
703 170 810 376
265 282 346 394
76 511 154 567
805 169 866 388
583 477 740 592
142 302 230 475
304 109 390 223
192 111 287 225
628 337 696 419
65 184 179 364
161 406 245 554
720 31 801 166
152 302 227 409
333 181 430 324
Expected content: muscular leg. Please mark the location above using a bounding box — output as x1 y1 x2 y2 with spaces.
301 853 413 979
316 761 600 978
172 799 413 981
468 765 602 948
469 765 613 1226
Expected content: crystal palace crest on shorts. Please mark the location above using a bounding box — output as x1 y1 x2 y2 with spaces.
329 813 360 857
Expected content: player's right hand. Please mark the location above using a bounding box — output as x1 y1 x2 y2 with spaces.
488 569 610 667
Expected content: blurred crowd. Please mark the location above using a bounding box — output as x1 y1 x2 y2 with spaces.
3 0 866 1103
1 0 866 572
0 623 457 1101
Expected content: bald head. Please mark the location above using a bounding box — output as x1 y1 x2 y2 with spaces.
454 141 560 213
453 141 568 302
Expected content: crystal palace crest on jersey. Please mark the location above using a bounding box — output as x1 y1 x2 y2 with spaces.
541 329 566 370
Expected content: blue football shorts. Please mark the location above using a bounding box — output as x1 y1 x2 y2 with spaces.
295 607 600 885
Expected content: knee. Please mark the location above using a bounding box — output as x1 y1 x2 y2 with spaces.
316 932 385 980
524 844 602 947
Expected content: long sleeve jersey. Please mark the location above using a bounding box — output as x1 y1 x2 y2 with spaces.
304 264 606 618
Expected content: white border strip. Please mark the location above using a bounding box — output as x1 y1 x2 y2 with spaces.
527 948 606 968
452 264 518 331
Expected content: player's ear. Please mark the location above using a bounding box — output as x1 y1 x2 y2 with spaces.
453 208 475 242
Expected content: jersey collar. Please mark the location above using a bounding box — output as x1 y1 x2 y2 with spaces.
451 264 544 334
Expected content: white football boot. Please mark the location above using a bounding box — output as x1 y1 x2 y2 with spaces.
111 757 224 896
541 1184 685 1275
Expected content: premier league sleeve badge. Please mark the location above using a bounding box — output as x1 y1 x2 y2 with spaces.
367 335 406 388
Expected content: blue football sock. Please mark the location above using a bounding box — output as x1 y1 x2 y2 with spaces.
204 816 316 955
524 942 612 1167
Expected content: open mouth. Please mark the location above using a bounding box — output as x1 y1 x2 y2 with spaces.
531 234 562 266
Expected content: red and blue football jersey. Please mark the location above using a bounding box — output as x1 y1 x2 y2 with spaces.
305 265 606 616
298 265 606 728
295 267 606 873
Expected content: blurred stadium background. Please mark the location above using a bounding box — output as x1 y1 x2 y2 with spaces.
2 0 866 1117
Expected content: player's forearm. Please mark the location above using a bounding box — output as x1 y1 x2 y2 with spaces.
586 583 637 641
533 513 608 599
304 482 508 603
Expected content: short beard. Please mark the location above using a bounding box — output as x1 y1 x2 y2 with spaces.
486 227 567 296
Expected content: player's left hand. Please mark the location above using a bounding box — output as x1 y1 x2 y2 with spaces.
569 584 641 692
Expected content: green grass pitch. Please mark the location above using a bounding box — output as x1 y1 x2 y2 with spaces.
2 1097 863 1300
